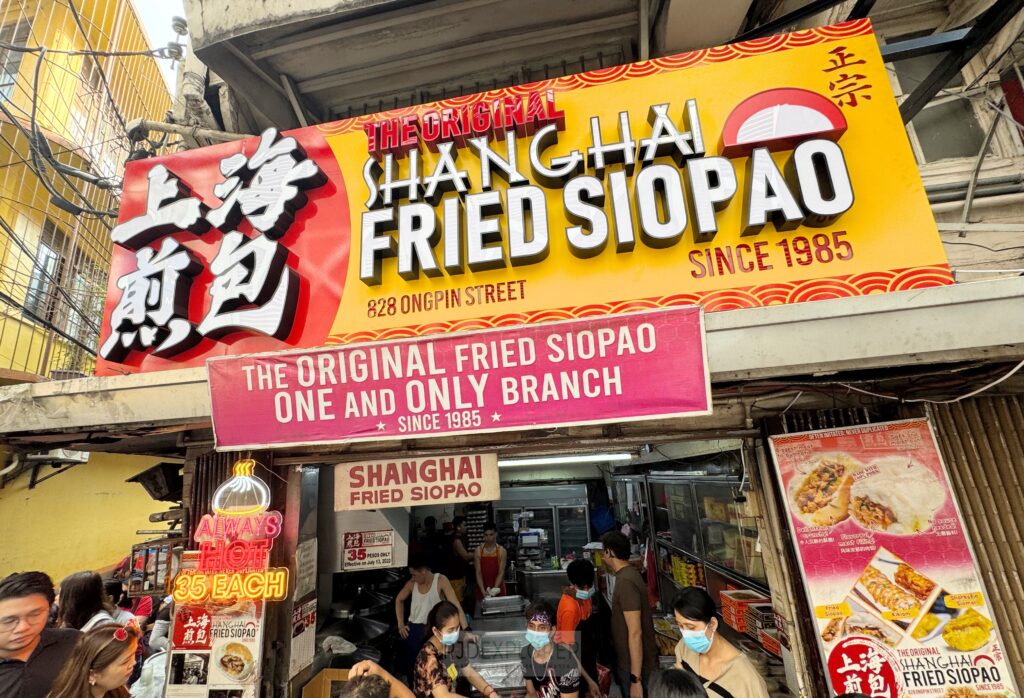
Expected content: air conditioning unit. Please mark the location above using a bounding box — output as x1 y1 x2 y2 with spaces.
25 449 89 464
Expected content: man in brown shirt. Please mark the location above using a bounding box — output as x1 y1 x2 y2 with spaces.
0 572 80 698
601 531 657 698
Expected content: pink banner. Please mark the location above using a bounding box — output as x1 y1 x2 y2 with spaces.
769 420 1017 698
207 307 709 450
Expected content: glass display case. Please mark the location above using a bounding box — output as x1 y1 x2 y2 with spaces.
556 506 589 558
611 476 649 543
648 476 768 600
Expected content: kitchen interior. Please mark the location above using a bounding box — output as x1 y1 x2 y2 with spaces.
305 441 791 696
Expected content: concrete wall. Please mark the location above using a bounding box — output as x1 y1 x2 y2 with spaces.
0 452 172 581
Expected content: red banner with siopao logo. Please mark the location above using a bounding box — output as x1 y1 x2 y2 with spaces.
206 306 708 450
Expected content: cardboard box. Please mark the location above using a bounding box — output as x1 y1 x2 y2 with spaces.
302 668 349 698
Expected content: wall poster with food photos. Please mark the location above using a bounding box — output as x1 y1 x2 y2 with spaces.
165 552 266 698
769 419 1018 698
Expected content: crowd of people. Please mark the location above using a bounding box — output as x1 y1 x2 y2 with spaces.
378 524 777 698
0 570 169 698
3 524 857 698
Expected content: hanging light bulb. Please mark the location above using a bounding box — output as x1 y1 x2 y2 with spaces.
212 459 272 516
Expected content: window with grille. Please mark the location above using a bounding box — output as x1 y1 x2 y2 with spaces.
0 21 30 100
24 218 68 323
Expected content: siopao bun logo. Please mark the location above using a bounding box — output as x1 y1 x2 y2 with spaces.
720 88 849 158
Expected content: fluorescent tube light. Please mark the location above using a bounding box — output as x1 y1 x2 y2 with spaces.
497 453 635 468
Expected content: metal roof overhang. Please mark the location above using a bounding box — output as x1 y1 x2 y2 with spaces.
185 0 645 130
1 277 1021 455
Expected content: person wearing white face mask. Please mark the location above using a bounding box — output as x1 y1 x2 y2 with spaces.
412 601 496 698
671 589 767 698
556 561 601 698
522 600 581 698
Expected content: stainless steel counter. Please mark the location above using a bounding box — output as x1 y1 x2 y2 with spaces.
516 569 567 603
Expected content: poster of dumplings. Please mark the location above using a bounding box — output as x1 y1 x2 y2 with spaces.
165 600 263 698
769 418 1017 698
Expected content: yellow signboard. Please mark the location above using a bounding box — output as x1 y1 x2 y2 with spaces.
321 19 949 344
98 20 951 375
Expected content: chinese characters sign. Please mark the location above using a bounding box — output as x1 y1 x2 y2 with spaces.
99 20 950 376
769 420 1017 698
166 592 266 698
342 529 395 570
206 306 709 449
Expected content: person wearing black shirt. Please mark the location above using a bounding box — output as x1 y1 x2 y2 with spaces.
521 600 581 698
0 572 80 698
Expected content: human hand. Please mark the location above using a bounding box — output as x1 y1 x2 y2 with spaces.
350 660 382 678
463 631 479 644
488 587 500 597
398 624 410 639
629 681 643 698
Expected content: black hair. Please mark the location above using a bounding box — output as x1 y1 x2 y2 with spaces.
601 531 630 560
483 520 497 532
525 599 557 627
648 669 709 698
424 516 437 528
425 601 460 640
103 580 126 608
57 571 112 631
0 571 55 606
452 516 467 528
566 559 595 587
408 552 433 572
672 587 717 624
340 674 391 698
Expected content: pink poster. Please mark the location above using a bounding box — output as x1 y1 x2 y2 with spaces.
207 306 709 450
769 419 1017 698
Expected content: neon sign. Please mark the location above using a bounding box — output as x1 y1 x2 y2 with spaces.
172 459 290 603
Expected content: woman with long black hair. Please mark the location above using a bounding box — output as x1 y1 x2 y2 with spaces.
57 573 116 632
411 601 496 698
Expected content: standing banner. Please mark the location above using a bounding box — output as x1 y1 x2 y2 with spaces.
769 419 1017 698
165 552 266 698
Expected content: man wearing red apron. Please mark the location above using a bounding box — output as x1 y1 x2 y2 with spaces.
474 521 507 601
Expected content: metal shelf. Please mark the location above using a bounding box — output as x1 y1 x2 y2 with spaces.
655 537 701 561
656 538 768 597
702 560 770 598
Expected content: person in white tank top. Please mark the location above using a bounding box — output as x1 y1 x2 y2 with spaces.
395 554 469 682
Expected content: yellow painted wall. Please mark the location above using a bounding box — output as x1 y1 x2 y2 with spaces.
0 0 172 378
0 452 173 581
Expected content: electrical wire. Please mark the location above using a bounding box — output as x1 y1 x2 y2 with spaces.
0 39 178 59
838 357 1024 404
66 0 126 135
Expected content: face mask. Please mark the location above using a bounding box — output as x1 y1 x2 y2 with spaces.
682 626 713 654
439 630 460 646
525 629 551 650
575 587 594 600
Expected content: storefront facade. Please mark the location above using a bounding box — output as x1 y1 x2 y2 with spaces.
0 9 1023 698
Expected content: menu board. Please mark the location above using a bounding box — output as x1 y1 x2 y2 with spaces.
769 419 1017 698
165 553 266 698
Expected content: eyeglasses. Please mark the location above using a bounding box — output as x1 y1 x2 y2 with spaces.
0 609 47 632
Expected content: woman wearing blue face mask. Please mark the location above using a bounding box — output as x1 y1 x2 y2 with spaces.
522 600 582 698
556 560 601 698
413 601 497 698
672 589 768 698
